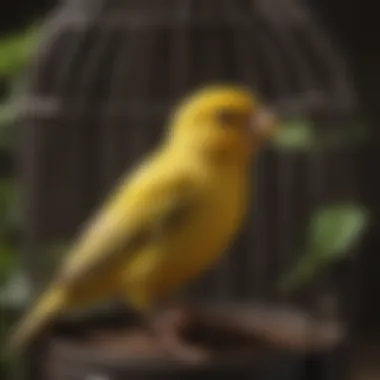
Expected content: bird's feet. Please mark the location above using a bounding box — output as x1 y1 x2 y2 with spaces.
147 305 210 364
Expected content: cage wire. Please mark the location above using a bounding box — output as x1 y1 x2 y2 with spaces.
17 0 357 315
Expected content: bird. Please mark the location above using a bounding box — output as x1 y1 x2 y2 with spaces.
9 84 277 353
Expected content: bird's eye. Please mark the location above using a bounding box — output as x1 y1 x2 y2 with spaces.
215 109 240 127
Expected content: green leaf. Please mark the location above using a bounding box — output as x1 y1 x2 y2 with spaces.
0 23 41 78
279 203 369 294
272 119 316 151
307 203 369 261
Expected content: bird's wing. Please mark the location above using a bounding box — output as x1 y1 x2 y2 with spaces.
56 168 195 288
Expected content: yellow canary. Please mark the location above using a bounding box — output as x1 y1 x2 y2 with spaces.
10 85 276 350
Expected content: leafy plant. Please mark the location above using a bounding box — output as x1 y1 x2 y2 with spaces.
0 22 41 380
0 23 40 78
279 202 369 295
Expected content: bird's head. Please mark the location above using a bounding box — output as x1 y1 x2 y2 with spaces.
167 85 277 164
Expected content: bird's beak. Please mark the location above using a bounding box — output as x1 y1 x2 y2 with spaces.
250 107 278 139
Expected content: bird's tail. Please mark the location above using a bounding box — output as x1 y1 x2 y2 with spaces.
9 286 67 352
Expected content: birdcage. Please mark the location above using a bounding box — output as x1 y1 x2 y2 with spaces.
16 0 360 379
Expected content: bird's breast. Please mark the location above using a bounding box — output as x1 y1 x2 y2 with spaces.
186 180 247 259
123 171 249 304
157 175 248 287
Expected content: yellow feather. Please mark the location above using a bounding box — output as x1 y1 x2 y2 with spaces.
9 85 276 350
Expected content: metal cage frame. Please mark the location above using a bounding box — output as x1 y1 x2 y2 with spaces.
18 0 358 311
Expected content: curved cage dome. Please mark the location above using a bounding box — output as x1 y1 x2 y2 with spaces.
19 0 357 300
25 0 355 115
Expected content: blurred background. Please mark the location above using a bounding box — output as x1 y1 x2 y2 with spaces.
0 0 378 379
